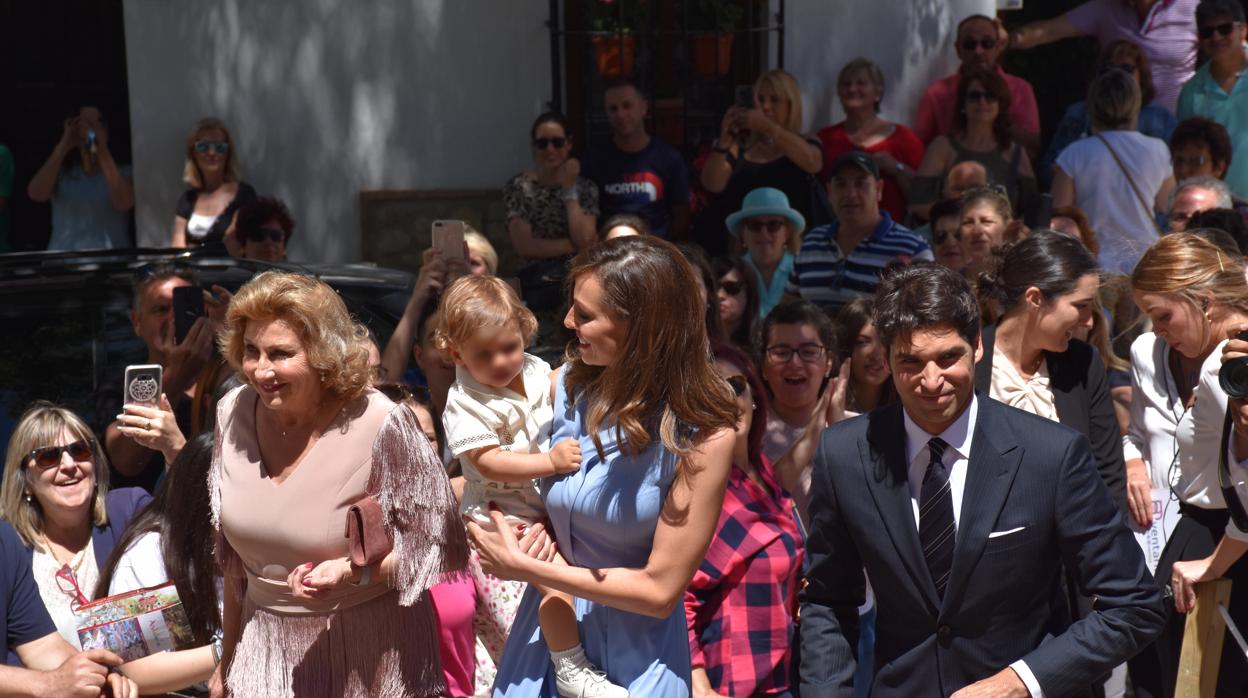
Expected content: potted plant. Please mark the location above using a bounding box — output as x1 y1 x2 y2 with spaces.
591 0 644 77
690 0 742 76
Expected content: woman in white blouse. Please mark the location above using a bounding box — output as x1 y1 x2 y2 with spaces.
973 230 1126 504
1126 232 1248 697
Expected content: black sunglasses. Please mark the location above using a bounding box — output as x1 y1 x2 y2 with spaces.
933 228 961 245
194 141 229 155
726 375 748 397
27 439 95 469
720 280 744 296
244 228 285 243
960 37 996 52
532 137 567 150
965 90 999 104
1199 21 1241 39
744 219 786 234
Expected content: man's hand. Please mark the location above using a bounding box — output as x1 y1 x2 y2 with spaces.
39 649 123 698
160 316 213 396
951 667 1031 698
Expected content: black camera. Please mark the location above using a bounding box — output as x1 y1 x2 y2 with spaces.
1219 330 1248 399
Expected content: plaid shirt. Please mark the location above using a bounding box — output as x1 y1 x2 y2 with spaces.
685 458 804 696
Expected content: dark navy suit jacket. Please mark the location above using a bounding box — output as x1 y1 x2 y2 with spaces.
798 395 1164 697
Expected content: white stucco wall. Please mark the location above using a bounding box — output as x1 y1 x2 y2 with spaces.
122 0 551 263
784 0 995 133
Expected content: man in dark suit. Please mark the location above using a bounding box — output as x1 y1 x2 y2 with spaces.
799 265 1165 697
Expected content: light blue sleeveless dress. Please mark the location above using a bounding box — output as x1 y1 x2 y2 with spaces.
490 369 690 697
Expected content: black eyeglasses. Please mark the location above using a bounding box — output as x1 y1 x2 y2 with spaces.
244 229 286 243
532 137 567 150
27 439 95 469
960 37 996 52
933 228 962 245
1199 21 1241 39
964 90 999 104
725 375 748 396
194 141 229 155
720 280 744 296
765 343 827 363
744 219 786 234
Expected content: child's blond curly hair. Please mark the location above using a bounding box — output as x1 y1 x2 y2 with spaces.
434 276 538 353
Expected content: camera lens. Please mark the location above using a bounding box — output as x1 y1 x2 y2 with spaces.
1221 358 1248 399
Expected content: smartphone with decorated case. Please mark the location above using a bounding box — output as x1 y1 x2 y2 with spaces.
123 364 163 408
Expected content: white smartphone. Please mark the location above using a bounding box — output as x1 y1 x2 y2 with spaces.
431 220 466 261
123 364 163 408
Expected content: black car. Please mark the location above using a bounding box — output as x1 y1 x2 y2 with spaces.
0 248 414 452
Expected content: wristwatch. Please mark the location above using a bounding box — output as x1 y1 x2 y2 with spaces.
712 139 731 155
560 187 579 202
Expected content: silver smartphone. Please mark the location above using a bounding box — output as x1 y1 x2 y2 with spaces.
431 220 466 261
123 364 163 408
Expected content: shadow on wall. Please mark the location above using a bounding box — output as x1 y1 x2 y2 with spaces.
786 0 991 132
125 0 547 264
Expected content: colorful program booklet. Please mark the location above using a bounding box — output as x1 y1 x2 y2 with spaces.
74 582 196 662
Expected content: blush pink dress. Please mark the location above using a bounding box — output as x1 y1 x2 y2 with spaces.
210 385 468 697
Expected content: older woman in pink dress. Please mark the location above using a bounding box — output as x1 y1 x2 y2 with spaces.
209 271 467 697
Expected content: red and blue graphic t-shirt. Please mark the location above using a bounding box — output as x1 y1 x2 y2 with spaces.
583 138 691 239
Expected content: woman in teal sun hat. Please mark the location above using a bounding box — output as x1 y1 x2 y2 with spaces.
727 186 806 317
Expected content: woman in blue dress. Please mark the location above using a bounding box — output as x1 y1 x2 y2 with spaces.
468 236 739 697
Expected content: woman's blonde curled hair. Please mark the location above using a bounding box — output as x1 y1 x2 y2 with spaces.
220 271 373 402
0 402 110 550
1131 232 1248 316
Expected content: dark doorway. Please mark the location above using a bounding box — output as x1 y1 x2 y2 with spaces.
0 0 133 251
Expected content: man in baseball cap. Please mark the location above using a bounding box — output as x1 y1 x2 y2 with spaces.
786 151 933 312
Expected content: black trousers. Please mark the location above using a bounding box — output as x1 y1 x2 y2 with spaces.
1128 504 1248 698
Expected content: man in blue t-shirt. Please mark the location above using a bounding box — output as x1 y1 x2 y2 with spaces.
0 522 137 696
582 78 691 240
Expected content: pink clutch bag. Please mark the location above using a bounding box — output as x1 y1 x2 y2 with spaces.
344 496 393 567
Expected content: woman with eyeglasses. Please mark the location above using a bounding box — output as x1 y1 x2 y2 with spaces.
1053 67 1175 276
27 105 135 251
1177 0 1248 201
757 300 848 525
714 256 761 359
726 187 804 319
171 117 256 253
911 67 1037 222
685 342 804 698
1040 40 1177 187
0 402 151 650
234 196 294 263
503 112 599 348
1123 232 1248 698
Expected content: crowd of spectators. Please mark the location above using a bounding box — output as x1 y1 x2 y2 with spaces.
1 1 1248 696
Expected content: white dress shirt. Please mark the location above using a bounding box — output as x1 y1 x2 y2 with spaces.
1124 333 1248 542
901 396 1045 697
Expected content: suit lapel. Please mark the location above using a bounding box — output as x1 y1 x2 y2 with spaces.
863 405 941 614
942 397 1024 613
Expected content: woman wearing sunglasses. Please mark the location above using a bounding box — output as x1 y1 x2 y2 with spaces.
234 196 294 263
0 402 151 650
1177 0 1248 201
911 67 1037 222
171 117 256 252
685 342 804 698
713 256 761 359
726 187 804 319
502 112 599 349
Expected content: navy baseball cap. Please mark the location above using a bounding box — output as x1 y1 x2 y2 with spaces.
829 151 880 179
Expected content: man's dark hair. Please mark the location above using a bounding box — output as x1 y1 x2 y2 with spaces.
1171 117 1234 173
955 14 996 39
132 263 194 310
873 263 980 352
928 197 963 224
603 76 646 101
1196 0 1246 25
236 196 295 242
1187 208 1248 255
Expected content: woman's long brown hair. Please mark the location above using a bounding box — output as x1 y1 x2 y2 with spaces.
562 237 737 482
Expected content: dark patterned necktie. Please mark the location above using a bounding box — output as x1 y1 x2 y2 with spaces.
919 437 955 599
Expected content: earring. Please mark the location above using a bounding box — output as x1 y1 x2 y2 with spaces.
23 491 32 504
